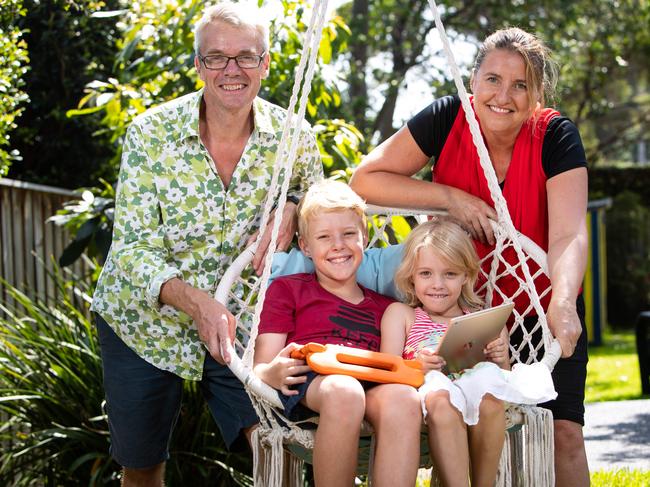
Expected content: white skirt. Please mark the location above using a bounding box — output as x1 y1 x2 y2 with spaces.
418 361 557 425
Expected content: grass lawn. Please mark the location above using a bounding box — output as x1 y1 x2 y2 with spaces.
591 468 650 487
586 329 645 403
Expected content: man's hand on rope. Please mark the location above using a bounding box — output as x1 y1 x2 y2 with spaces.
546 297 582 358
257 343 311 396
247 201 298 276
447 187 497 245
193 293 236 365
159 278 236 364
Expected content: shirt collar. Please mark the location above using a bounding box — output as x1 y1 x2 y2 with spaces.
178 89 277 141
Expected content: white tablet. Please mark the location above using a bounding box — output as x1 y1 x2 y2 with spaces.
435 302 515 373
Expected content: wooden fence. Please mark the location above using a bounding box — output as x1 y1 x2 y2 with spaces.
0 178 91 312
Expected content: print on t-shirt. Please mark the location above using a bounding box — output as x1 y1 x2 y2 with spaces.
329 304 381 351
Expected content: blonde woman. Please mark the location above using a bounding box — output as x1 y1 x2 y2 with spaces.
352 27 589 486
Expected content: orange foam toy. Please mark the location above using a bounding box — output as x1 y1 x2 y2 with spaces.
290 343 424 388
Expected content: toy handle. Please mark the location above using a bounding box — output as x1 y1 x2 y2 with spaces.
290 343 424 388
290 342 326 360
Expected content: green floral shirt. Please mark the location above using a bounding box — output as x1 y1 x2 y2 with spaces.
92 90 323 380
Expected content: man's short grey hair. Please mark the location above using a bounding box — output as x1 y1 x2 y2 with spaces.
193 2 270 56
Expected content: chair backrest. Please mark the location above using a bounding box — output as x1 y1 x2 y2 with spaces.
215 205 560 412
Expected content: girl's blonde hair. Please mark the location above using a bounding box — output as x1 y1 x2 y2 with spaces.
395 217 483 310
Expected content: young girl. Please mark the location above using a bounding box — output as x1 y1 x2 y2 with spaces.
381 217 555 487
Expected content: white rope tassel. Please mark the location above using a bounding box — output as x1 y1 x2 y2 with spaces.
284 450 304 487
251 428 267 486
523 407 555 487
496 430 512 487
252 427 286 487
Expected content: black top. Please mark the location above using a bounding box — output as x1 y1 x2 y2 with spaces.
406 95 587 178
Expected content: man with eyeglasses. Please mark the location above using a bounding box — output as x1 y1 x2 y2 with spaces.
91 2 322 485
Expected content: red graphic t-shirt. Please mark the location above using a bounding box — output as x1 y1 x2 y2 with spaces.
259 273 395 352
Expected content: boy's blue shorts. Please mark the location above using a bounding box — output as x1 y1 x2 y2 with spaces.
96 314 258 469
279 371 378 427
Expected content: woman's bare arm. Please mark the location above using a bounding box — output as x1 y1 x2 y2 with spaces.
545 167 588 357
351 126 497 243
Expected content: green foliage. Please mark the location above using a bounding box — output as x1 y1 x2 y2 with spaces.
7 0 122 188
0 270 116 485
48 179 116 268
69 0 357 175
66 0 203 148
589 168 650 328
313 118 364 178
0 267 253 486
591 468 650 487
0 0 29 176
590 167 650 207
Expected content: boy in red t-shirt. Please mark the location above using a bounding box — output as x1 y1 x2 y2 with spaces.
254 179 421 487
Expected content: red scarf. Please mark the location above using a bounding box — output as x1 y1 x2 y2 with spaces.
433 99 559 317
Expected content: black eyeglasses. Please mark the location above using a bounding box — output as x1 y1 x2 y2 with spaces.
198 52 266 70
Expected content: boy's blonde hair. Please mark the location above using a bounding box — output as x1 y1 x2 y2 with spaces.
297 179 367 237
395 217 483 310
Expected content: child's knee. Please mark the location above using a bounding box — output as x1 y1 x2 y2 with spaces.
377 384 421 420
318 375 365 419
479 393 504 420
424 390 457 422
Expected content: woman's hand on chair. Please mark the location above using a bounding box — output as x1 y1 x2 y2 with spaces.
447 187 497 245
257 343 311 395
417 348 446 373
546 297 582 358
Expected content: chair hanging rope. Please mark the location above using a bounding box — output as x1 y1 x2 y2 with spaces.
243 0 330 366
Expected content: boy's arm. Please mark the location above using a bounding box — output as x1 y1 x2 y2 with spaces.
254 334 311 395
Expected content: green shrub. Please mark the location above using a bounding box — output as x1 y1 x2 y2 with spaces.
605 191 650 327
0 269 115 485
0 267 252 485
590 167 650 207
7 0 121 188
0 0 29 176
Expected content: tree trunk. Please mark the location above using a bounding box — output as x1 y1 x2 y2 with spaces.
349 0 369 132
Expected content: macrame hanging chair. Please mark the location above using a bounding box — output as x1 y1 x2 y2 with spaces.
215 0 562 485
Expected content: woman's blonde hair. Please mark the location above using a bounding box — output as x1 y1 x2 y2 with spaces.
297 179 367 237
395 217 483 310
473 27 558 112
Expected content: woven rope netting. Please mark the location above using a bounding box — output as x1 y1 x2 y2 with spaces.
215 0 560 484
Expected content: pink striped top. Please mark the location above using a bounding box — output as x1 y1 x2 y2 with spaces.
402 307 448 360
